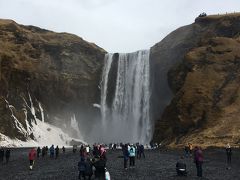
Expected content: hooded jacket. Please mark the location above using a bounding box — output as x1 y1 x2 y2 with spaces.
194 148 203 163
128 146 136 157
29 149 37 161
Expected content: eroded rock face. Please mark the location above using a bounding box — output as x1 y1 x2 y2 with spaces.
152 14 240 147
0 19 106 141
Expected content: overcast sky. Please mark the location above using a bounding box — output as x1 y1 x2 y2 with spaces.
0 0 239 53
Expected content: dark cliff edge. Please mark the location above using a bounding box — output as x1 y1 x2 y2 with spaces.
0 19 106 142
151 13 240 147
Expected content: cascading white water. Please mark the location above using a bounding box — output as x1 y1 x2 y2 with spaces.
101 50 152 143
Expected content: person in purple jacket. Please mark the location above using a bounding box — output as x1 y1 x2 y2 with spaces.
194 146 203 177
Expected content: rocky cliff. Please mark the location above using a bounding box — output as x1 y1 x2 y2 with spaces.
0 19 105 143
152 13 240 147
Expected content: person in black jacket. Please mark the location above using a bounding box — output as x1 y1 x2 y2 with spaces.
45 146 48 156
139 144 145 159
176 156 187 176
78 157 86 180
42 147 46 158
55 146 59 159
93 156 106 179
123 144 129 169
37 147 41 158
62 146 65 154
226 143 232 169
0 148 4 163
5 148 10 164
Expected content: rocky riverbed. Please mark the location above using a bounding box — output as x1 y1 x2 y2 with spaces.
0 148 239 180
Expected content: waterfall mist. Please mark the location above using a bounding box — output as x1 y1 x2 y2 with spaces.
100 50 152 144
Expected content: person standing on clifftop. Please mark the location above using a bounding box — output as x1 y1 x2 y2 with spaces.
226 143 232 169
194 146 203 177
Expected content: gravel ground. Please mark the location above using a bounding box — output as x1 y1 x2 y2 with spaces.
0 148 239 180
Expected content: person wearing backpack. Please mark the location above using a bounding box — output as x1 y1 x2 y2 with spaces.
78 157 86 180
128 145 136 168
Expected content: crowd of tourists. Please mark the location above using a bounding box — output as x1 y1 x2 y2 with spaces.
176 145 203 177
0 142 234 179
25 143 110 179
27 145 66 170
175 143 233 178
121 143 146 170
77 144 110 180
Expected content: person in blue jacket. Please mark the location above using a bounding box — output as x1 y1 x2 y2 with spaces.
49 145 54 158
128 145 136 168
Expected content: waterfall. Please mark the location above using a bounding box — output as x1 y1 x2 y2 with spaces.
39 103 44 122
70 114 82 139
100 50 152 143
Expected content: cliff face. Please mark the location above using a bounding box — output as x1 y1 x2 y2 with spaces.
0 19 105 142
152 13 240 147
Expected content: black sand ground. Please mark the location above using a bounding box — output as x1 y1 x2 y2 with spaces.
0 148 239 180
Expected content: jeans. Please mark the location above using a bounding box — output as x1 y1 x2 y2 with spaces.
140 152 145 158
79 171 86 180
129 157 135 167
227 154 231 165
196 162 202 177
124 158 128 169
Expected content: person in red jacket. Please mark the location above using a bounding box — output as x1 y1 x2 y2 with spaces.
29 148 37 170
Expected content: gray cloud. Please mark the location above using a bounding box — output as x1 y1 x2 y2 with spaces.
0 0 239 52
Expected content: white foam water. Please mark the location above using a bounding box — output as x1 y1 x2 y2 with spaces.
101 50 152 144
